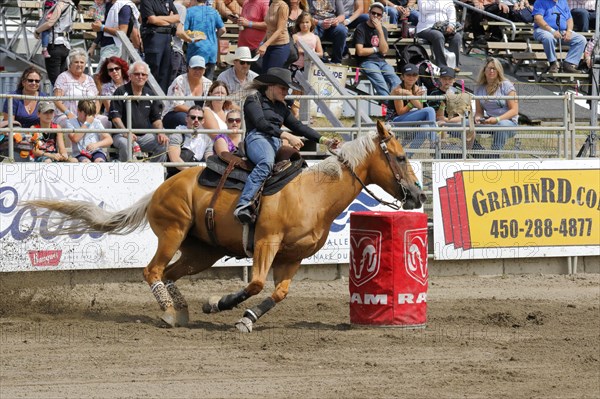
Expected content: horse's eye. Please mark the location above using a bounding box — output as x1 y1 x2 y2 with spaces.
396 155 406 163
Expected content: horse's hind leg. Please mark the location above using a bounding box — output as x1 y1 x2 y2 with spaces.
161 238 227 327
143 225 189 327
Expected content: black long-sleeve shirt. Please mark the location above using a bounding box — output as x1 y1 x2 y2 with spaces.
243 91 321 143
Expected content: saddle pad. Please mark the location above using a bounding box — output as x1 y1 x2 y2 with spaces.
198 157 307 196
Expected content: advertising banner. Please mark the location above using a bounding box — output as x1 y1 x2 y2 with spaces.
0 163 163 272
308 64 348 118
433 160 600 260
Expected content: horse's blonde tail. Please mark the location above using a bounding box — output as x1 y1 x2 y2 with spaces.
24 192 153 235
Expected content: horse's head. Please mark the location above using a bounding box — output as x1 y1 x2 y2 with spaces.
370 120 427 210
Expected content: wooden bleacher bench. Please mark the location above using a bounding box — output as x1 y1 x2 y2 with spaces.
17 0 42 9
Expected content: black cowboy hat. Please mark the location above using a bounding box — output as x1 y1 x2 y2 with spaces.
255 67 301 91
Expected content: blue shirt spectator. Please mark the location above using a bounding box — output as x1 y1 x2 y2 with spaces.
185 0 225 79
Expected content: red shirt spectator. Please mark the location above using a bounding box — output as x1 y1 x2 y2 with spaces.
238 0 270 51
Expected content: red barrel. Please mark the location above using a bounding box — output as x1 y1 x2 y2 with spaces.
349 211 428 328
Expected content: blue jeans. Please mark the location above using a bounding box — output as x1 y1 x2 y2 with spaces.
361 59 401 96
347 14 369 29
570 8 596 32
113 132 167 162
533 28 587 65
392 107 437 149
262 43 291 72
163 111 186 129
315 23 348 64
482 119 517 151
237 130 281 206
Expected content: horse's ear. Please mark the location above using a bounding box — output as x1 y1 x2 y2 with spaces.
376 120 392 140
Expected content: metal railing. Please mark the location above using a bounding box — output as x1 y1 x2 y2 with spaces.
453 0 517 41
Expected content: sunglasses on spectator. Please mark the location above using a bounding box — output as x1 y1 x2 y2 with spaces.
189 115 204 120
370 11 383 17
132 72 148 77
27 79 41 83
227 118 241 123
237 60 250 65
485 66 497 71
108 67 121 72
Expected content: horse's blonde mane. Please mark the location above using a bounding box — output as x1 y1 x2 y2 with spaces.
306 130 377 178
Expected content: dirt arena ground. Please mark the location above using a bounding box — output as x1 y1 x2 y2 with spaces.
1 273 598 399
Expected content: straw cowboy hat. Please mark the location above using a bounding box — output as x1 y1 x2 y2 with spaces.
255 67 301 91
228 46 260 64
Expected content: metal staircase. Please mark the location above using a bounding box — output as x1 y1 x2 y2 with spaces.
0 0 46 72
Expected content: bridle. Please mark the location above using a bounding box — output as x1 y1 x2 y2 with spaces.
335 134 417 210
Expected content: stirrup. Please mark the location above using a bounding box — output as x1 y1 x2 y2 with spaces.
234 203 255 225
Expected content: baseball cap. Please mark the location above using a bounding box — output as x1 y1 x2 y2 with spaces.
38 101 56 113
401 63 418 74
188 55 206 69
369 2 385 12
439 66 456 78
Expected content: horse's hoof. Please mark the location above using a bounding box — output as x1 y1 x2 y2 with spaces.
160 307 178 328
235 317 253 333
175 308 189 327
202 296 221 314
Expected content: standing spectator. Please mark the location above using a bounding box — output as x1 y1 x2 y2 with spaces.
166 105 213 178
31 101 76 163
213 109 243 154
341 0 367 29
260 0 291 71
53 49 105 128
91 0 141 67
96 56 129 115
163 55 213 129
185 0 226 80
217 47 259 96
34 0 78 85
67 100 113 163
203 81 235 132
109 60 169 162
140 0 180 93
2 67 47 128
416 0 462 68
38 0 58 59
292 12 324 69
533 0 587 73
387 63 437 150
171 0 190 82
288 0 309 28
353 2 400 96
237 0 270 55
567 0 596 32
474 57 519 156
308 0 348 64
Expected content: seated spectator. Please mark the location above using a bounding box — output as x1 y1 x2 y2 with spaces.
474 57 519 156
185 0 226 80
53 48 109 128
353 3 400 96
166 105 213 178
416 0 462 69
387 63 437 150
584 32 599 69
471 0 511 45
260 0 291 71
31 101 76 163
506 0 534 24
109 60 169 162
568 0 596 32
213 109 243 155
533 0 587 73
67 100 113 163
308 0 348 64
429 66 462 126
217 47 259 96
203 81 236 132
163 55 213 129
2 67 47 128
293 12 324 70
96 56 129 115
341 0 368 29
380 0 419 26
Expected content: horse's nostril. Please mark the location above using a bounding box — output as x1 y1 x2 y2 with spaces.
419 193 427 203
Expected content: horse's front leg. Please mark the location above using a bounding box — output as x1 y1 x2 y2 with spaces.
235 260 302 333
202 237 281 327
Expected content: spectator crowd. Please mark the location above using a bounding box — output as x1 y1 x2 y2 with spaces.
1 0 597 163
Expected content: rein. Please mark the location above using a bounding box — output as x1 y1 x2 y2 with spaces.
334 135 407 210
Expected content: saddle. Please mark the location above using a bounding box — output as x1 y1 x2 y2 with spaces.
198 145 307 249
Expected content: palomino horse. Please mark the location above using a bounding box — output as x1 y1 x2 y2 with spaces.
27 121 425 332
